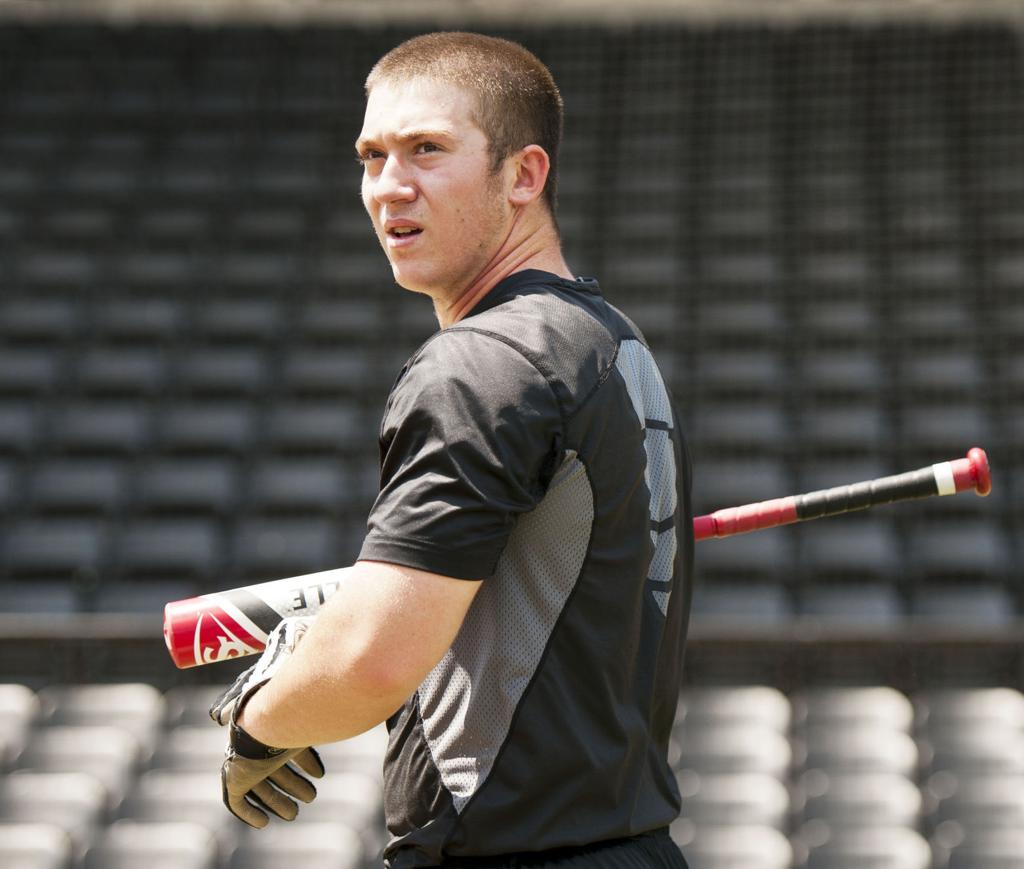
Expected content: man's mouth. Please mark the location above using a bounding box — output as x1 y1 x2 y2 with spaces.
388 227 422 239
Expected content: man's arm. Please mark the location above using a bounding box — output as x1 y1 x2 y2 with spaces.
236 559 483 748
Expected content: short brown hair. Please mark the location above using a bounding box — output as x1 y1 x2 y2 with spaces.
366 32 564 215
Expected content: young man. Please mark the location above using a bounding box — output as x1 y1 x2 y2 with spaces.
213 32 694 869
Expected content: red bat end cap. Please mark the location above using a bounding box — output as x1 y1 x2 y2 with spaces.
968 447 992 496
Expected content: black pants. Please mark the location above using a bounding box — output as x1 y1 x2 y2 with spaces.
440 829 689 869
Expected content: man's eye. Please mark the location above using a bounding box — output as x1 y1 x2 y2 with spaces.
356 151 384 164
417 142 441 154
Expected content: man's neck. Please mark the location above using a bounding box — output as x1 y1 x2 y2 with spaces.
434 215 572 328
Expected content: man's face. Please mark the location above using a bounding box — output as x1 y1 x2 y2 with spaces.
356 78 512 299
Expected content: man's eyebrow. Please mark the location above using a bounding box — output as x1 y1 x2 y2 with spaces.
355 127 457 153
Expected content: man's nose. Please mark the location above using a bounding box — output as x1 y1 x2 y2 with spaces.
373 155 416 204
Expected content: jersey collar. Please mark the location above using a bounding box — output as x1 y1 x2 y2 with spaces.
463 269 603 320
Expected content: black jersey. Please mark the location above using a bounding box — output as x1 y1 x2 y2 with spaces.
359 269 694 868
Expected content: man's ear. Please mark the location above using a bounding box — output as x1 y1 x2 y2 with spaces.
508 145 550 207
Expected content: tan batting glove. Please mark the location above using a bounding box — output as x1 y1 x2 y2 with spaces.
221 705 325 828
210 616 325 828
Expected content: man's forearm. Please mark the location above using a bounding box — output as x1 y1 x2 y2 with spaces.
234 565 408 748
234 560 482 749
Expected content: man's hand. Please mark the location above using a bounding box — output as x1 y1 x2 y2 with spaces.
210 616 324 828
221 716 324 828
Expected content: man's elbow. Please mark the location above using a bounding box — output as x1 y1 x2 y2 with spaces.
345 642 442 714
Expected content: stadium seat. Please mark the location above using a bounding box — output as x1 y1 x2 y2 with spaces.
909 583 1017 627
162 686 230 728
91 579 199 615
84 820 218 869
929 773 1024 832
672 724 792 779
800 825 931 869
0 402 40 455
49 402 152 455
675 771 790 829
148 726 226 772
798 251 872 290
0 299 80 342
791 687 913 735
916 688 1024 731
174 349 269 398
192 299 282 342
0 349 64 397
945 828 1024 869
692 399 786 454
314 724 389 779
135 459 239 514
676 686 791 733
797 521 901 584
264 401 364 455
0 772 108 856
0 459 21 514
248 458 348 514
118 771 241 852
113 519 221 581
798 349 886 399
286 769 386 857
76 348 168 396
0 580 80 614
228 821 364 869
797 584 905 628
231 517 338 579
157 402 256 454
669 822 793 869
0 822 74 869
899 350 985 398
37 684 165 750
690 581 794 627
921 727 1024 777
294 299 382 342
228 209 306 245
696 529 794 584
692 459 791 516
3 518 108 579
906 522 1011 583
800 299 877 342
17 248 100 290
797 404 890 456
136 208 212 246
29 460 128 515
0 684 41 769
695 300 786 348
89 298 183 343
798 771 922 829
280 349 376 396
799 726 918 777
899 403 993 456
14 725 144 810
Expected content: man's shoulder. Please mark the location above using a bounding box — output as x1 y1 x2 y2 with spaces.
464 276 627 358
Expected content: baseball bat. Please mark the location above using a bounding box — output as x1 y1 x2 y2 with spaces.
164 447 991 668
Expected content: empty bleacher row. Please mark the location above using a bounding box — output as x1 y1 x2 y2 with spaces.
0 22 1019 624
2 682 1024 869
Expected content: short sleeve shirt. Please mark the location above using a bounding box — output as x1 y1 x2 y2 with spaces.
359 269 694 868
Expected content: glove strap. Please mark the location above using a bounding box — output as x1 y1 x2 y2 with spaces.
229 718 287 760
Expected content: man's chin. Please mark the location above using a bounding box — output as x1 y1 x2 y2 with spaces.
390 266 438 298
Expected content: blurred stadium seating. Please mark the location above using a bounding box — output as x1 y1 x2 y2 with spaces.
0 4 1022 867
0 682 1020 867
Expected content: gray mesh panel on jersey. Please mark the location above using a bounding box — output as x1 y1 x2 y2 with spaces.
415 451 594 813
615 339 678 617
